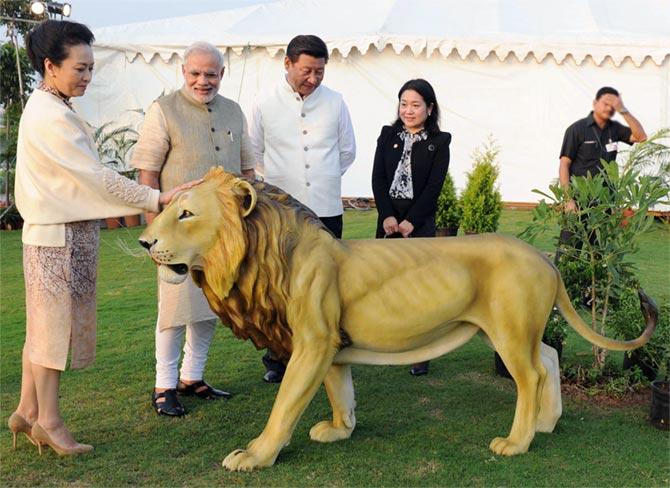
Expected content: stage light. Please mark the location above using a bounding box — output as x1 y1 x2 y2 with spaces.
30 1 72 18
30 1 46 16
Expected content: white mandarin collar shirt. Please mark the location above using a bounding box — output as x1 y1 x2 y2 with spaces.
250 76 356 217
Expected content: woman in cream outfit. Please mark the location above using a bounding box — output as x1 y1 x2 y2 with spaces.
8 20 197 456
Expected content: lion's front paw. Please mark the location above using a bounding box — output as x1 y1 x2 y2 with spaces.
222 448 274 472
489 437 530 456
309 421 353 443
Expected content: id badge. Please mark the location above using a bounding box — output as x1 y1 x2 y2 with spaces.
605 141 618 152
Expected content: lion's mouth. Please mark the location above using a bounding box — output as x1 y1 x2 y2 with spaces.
168 263 189 275
158 263 190 285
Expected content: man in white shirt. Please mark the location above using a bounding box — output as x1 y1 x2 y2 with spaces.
250 34 356 382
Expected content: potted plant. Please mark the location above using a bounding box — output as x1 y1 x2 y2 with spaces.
460 137 502 235
459 138 506 375
435 172 461 236
93 121 140 228
517 130 669 393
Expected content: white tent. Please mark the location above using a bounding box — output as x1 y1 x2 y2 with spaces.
76 0 670 202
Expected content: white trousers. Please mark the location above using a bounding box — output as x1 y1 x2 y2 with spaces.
154 319 217 389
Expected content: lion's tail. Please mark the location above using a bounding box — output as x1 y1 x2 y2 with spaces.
554 269 658 351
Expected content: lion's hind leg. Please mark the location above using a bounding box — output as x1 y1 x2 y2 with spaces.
310 364 356 443
489 339 543 456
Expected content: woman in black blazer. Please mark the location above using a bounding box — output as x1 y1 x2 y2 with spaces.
371 78 451 375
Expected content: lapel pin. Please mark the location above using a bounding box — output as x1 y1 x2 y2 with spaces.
393 143 398 149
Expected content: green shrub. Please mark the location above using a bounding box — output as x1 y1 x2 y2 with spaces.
460 138 502 233
519 131 670 372
435 172 461 230
609 287 670 380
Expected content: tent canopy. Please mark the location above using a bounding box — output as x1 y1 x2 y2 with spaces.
81 0 670 202
95 0 670 65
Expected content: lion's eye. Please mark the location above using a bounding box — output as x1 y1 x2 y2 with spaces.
179 210 194 220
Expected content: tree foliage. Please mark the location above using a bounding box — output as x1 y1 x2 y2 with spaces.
459 137 502 233
435 171 461 230
1 1 39 36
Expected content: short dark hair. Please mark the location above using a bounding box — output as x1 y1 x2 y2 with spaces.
286 35 328 63
595 86 619 100
392 79 441 134
25 20 94 77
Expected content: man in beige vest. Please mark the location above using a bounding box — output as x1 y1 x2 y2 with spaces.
132 42 255 417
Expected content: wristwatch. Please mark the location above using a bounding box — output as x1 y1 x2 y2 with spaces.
619 106 629 115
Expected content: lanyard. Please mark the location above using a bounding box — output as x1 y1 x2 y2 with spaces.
591 125 613 157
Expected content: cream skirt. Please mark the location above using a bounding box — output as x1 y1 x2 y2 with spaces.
23 221 99 371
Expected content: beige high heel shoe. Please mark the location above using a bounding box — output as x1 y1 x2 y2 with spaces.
7 412 37 449
31 423 94 456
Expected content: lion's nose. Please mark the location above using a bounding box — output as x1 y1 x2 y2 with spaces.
139 238 156 251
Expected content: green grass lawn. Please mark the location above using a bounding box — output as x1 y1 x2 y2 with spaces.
1 210 668 487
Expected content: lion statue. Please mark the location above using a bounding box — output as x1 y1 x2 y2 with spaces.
139 167 657 472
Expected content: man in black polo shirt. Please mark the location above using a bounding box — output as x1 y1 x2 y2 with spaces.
555 86 647 264
559 86 647 212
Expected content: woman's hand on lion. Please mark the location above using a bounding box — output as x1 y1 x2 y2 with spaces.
158 179 204 205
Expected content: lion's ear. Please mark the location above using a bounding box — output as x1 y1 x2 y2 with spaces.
234 179 257 217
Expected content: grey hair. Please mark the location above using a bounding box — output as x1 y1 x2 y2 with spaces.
183 42 224 68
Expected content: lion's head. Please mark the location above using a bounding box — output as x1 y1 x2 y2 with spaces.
139 168 256 287
139 167 327 359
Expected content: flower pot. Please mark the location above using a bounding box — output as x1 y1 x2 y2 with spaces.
436 227 458 237
123 214 141 228
105 217 122 229
650 380 669 430
623 349 657 381
620 208 635 227
494 352 512 379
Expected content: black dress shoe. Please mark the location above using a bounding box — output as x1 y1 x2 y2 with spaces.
152 389 186 417
263 370 284 383
409 361 430 376
177 380 232 400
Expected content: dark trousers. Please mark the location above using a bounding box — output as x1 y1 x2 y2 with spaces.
263 213 343 374
319 214 343 239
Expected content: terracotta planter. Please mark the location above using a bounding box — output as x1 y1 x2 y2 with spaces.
123 214 141 228
105 217 122 229
436 227 458 237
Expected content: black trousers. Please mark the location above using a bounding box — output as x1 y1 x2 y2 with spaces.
319 214 343 239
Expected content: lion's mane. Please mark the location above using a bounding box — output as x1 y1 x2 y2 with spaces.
194 169 327 361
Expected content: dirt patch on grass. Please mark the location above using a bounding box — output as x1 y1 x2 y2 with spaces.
561 382 650 409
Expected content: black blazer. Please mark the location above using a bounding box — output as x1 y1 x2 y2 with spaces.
371 125 451 230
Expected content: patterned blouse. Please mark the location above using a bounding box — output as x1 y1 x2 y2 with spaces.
389 129 428 199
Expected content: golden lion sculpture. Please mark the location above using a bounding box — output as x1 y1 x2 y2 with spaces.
139 168 657 472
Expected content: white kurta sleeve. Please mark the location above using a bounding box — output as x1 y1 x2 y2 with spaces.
338 100 356 175
130 102 170 172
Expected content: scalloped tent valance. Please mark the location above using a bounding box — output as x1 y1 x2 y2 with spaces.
93 0 670 68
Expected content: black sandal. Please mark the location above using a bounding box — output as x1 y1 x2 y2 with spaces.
151 389 186 417
177 380 231 400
